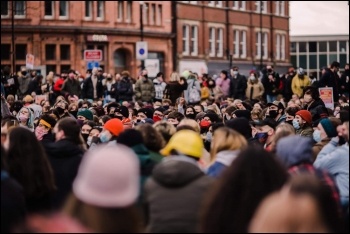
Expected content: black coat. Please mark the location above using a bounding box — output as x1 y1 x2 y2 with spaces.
27 78 42 95
44 139 83 209
229 74 247 99
1 74 19 97
166 80 188 105
262 72 280 96
340 69 349 95
81 76 103 99
112 77 134 102
319 68 340 102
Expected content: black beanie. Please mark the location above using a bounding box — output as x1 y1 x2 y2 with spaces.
204 113 219 123
225 118 252 139
138 108 154 119
118 129 144 148
233 110 251 120
115 106 129 118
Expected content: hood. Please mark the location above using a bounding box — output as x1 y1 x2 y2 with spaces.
276 135 313 168
215 150 240 167
152 156 203 187
45 139 84 159
131 144 153 166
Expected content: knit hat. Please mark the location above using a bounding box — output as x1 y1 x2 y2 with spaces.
138 108 154 119
73 145 139 207
276 135 313 168
296 110 312 124
118 129 144 148
77 109 93 120
225 118 252 139
204 113 219 123
319 118 337 138
115 106 129 118
233 110 251 120
104 119 124 136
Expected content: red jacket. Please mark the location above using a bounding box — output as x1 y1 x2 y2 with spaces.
53 78 64 92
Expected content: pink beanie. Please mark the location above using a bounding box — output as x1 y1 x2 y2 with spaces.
73 144 139 207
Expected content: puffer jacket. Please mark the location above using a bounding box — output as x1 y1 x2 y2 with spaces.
135 78 155 102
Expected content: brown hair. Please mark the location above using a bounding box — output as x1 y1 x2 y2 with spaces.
135 123 166 152
270 123 296 153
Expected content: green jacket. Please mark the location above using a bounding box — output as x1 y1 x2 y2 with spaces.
135 78 155 102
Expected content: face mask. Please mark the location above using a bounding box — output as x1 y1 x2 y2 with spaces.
185 113 196 120
21 71 27 76
35 126 48 141
77 119 85 127
313 130 322 143
163 105 169 110
304 94 313 103
114 115 123 121
255 132 268 144
69 110 78 118
56 107 65 115
87 136 92 146
267 69 272 73
206 131 213 142
293 119 300 130
153 115 162 123
250 76 256 81
286 120 293 126
233 71 238 76
338 136 346 145
81 133 89 143
107 77 112 81
100 132 111 143
268 110 278 119
18 114 29 122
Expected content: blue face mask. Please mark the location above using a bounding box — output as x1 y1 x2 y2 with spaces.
100 132 110 143
255 132 268 144
293 119 300 130
313 129 322 143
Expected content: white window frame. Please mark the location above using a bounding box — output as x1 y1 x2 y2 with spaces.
117 1 123 22
96 1 104 21
144 3 149 25
280 34 285 60
126 1 132 23
280 1 285 16
156 4 162 25
84 1 92 20
14 1 26 18
234 1 246 10
216 1 223 7
275 1 280 16
1 1 9 18
182 25 190 55
209 27 216 57
150 4 155 25
208 1 215 7
240 30 246 58
256 32 261 59
190 25 198 56
44 1 54 19
58 1 69 19
255 1 267 13
240 1 246 10
233 30 240 58
275 34 281 60
233 1 239 10
190 1 197 4
262 32 268 59
217 28 223 57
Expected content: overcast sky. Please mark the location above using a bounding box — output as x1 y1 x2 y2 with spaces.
289 1 349 36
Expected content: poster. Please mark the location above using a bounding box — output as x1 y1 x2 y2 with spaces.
319 87 334 110
145 59 160 78
26 54 35 69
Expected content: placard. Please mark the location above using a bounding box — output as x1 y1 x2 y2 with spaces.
319 87 334 110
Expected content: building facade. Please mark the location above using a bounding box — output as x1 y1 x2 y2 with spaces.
174 1 291 76
1 1 173 78
290 35 349 79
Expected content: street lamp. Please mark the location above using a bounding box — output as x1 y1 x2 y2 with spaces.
139 1 146 70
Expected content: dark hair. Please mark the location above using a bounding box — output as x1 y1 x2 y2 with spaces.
135 124 166 152
100 115 112 125
176 125 197 132
84 120 96 129
285 106 301 116
339 110 349 123
330 61 340 68
1 145 7 171
194 104 204 112
5 127 56 198
200 147 288 233
57 117 81 144
167 111 185 122
156 72 164 78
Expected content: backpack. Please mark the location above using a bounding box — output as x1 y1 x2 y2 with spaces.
188 80 201 103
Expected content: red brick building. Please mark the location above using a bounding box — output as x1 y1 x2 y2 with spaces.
1 1 173 78
174 1 291 75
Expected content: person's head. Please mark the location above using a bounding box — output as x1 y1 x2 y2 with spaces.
330 61 340 72
230 66 239 76
35 114 57 140
135 124 166 152
169 72 180 82
153 121 176 143
267 101 285 120
313 118 338 143
303 86 319 104
16 107 34 127
153 107 165 123
185 106 196 120
254 118 277 145
136 108 153 123
210 127 247 163
200 146 288 233
297 67 305 79
248 70 258 83
100 119 124 142
220 70 228 79
177 119 200 133
64 144 142 233
4 127 55 197
54 117 82 144
285 106 301 125
194 104 204 114
1 117 19 144
266 65 274 73
225 118 253 140
249 174 342 233
251 108 262 122
167 111 185 127
293 110 312 130
77 109 93 123
6 95 15 106
160 130 204 160
270 123 295 153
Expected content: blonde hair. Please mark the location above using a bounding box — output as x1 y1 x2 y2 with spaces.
210 127 247 163
46 71 54 84
270 123 295 152
170 72 180 82
178 119 200 133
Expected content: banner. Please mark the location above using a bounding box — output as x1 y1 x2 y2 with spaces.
145 59 159 78
319 87 334 110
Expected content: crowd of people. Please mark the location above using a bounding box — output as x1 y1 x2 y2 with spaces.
1 62 349 233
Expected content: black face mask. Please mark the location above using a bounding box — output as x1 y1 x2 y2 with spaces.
56 107 65 115
82 133 89 143
107 78 112 81
163 105 169 110
69 111 78 118
109 113 115 118
338 136 346 146
268 110 278 119
21 71 27 76
185 113 196 120
267 69 272 73
286 120 293 126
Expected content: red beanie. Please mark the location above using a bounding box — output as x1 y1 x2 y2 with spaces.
104 119 124 136
296 110 312 124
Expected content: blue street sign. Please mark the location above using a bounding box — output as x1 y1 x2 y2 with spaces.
87 61 99 70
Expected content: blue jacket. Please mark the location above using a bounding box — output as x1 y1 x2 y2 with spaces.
314 137 349 199
206 150 240 178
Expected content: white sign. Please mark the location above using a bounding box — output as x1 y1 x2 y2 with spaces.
136 41 148 60
26 54 35 69
179 60 208 75
319 87 334 110
145 59 160 77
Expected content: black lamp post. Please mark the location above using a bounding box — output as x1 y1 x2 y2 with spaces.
259 1 263 71
11 0 16 73
139 1 145 70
